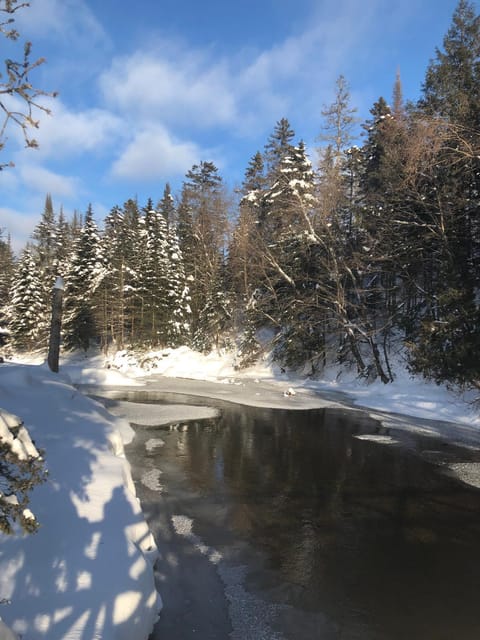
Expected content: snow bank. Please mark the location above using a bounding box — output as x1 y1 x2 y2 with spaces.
0 362 161 640
101 346 480 428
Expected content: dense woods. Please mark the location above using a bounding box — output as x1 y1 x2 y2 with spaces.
1 0 480 389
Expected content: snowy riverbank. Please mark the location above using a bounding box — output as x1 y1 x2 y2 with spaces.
0 362 161 640
1 346 480 639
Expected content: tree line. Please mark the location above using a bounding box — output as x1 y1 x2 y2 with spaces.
1 0 480 389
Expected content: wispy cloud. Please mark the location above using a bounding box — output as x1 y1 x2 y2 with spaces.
15 0 108 47
18 164 82 199
111 125 206 181
0 207 39 253
99 51 237 129
34 99 124 158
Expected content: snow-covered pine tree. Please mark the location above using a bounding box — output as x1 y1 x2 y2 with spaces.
179 161 229 343
228 151 266 304
165 224 191 346
142 207 170 346
32 193 57 292
157 183 176 225
63 206 103 351
264 117 295 182
53 207 71 278
192 255 231 353
6 247 47 351
0 232 14 328
0 408 46 535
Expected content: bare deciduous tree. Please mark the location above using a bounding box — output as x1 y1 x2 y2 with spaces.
0 0 57 167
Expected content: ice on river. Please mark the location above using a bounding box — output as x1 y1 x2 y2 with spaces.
101 400 219 426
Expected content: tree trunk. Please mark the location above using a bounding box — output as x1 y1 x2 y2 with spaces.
47 278 64 373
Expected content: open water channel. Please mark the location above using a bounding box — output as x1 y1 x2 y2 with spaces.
100 387 480 639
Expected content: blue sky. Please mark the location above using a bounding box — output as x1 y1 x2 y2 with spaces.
0 0 474 252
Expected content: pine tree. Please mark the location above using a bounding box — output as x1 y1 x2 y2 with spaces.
98 205 127 350
143 207 170 345
63 206 103 351
264 117 295 181
179 161 229 344
165 225 191 346
7 247 47 351
32 193 57 292
158 183 176 224
409 0 480 385
0 232 14 326
421 0 480 127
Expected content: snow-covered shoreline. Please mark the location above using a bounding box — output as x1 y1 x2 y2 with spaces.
0 362 162 640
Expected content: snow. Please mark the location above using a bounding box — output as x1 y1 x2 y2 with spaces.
83 346 480 428
1 344 480 639
0 362 161 640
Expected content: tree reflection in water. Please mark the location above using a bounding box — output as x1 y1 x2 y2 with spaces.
130 398 480 640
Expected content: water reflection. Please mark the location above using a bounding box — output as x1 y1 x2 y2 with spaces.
125 396 480 640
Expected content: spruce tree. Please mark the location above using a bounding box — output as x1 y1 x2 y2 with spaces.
264 117 295 181
421 0 480 127
143 208 170 345
7 247 47 351
32 193 57 292
158 183 176 224
165 225 191 346
179 161 229 345
0 232 14 326
63 206 103 351
410 0 480 385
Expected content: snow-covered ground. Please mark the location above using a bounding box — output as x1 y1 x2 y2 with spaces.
1 345 480 639
0 361 161 640
74 345 480 427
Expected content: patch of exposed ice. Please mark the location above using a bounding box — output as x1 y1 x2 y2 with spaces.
445 462 480 489
141 469 164 492
104 401 219 426
353 434 400 445
145 438 165 452
171 515 222 565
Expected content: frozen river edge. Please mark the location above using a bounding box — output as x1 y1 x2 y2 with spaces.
87 373 480 493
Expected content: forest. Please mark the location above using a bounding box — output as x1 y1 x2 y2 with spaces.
1 0 480 389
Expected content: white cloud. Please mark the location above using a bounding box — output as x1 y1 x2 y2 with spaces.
98 0 385 143
18 164 81 199
34 99 124 158
0 207 39 254
100 51 236 129
15 0 108 46
111 126 203 181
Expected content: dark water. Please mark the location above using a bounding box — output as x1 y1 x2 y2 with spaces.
121 392 480 640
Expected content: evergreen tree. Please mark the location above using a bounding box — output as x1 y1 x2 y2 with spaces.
0 232 14 326
143 207 170 345
54 207 70 278
158 183 176 224
179 161 229 344
227 151 266 328
421 0 480 127
98 205 128 350
264 117 295 181
32 193 57 291
176 184 196 282
409 0 480 385
165 224 191 346
7 247 46 351
63 206 103 351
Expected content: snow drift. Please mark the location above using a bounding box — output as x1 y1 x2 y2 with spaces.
0 362 161 640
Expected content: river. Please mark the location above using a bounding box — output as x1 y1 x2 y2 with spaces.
103 387 480 639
